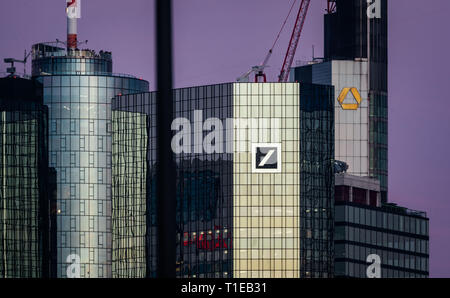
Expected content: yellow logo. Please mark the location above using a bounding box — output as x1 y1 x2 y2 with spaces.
337 87 362 110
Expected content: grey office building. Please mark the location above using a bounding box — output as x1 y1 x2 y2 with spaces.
334 173 429 278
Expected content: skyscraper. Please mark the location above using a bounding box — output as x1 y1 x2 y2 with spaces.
112 82 335 278
292 0 387 201
0 76 54 278
324 0 388 201
292 59 370 180
31 1 149 277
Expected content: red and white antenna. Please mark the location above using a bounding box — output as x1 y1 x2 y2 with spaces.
66 0 81 50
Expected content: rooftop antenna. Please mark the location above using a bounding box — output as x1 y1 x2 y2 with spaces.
66 0 81 50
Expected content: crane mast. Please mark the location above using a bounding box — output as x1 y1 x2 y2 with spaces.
278 0 311 82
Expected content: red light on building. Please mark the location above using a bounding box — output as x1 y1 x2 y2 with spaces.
182 229 232 251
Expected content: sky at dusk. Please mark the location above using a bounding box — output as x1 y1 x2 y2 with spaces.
1 0 449 277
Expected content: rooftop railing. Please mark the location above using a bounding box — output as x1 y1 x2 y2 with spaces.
382 203 427 218
32 42 112 61
35 71 142 80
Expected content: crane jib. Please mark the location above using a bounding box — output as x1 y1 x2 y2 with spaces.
278 0 311 83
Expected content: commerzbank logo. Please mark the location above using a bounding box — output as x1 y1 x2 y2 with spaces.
337 87 363 110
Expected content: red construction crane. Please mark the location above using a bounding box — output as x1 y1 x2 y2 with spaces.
278 0 311 82
237 0 299 83
327 0 337 14
237 0 313 83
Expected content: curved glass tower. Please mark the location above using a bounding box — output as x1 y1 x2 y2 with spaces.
32 43 149 277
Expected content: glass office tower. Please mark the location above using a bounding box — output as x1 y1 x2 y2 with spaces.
324 0 388 201
32 42 149 278
334 173 429 278
0 77 52 278
112 82 334 278
299 83 334 278
292 60 370 179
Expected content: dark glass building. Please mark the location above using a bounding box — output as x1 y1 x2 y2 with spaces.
334 173 429 278
112 82 335 278
299 83 335 277
0 76 54 278
324 0 388 201
32 42 149 278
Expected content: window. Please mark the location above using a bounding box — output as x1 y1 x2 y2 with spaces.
335 226 345 241
353 187 366 205
335 207 345 222
335 186 350 202
354 207 359 224
348 206 354 223
349 227 354 242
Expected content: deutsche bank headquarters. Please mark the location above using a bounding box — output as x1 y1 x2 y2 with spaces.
112 82 335 278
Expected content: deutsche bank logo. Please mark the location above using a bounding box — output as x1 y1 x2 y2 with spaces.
251 143 282 173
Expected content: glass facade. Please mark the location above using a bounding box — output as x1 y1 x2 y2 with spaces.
324 0 388 200
111 110 148 278
233 83 300 278
333 174 429 278
32 43 113 77
292 61 369 179
173 85 233 278
335 203 429 278
32 43 149 278
299 83 335 278
111 82 334 278
112 85 234 278
0 78 51 278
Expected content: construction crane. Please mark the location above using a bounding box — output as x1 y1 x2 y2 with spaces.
237 49 273 83
237 0 311 83
237 0 299 83
4 50 32 77
278 0 311 82
327 0 337 14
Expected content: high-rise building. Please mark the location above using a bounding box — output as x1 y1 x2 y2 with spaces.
334 172 429 278
112 82 335 278
293 0 388 201
31 44 149 278
292 59 369 180
0 76 54 278
292 1 429 278
31 1 149 277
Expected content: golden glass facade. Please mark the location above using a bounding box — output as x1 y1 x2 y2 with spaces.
233 83 300 278
112 82 334 278
112 110 148 277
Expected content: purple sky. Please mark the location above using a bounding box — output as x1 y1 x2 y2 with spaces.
1 0 449 277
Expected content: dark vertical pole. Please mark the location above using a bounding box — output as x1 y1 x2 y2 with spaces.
155 0 176 278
